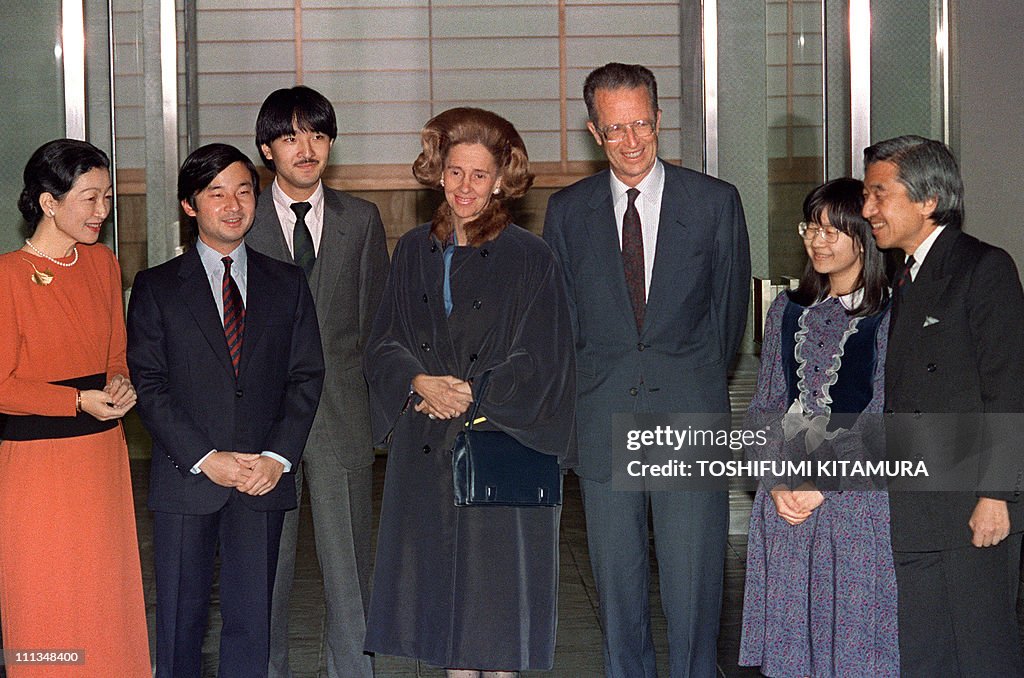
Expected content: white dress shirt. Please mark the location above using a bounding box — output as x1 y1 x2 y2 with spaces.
271 178 325 257
610 159 665 298
907 225 946 281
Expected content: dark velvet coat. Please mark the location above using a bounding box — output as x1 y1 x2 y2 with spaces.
362 222 575 670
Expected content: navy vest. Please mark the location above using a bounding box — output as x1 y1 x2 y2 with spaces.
780 298 888 427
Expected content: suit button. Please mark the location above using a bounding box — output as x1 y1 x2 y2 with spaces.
421 342 431 352
629 387 639 396
235 389 243 398
422 294 429 303
637 342 645 351
813 366 820 372
913 410 922 419
818 341 825 348
430 242 438 252
422 445 431 454
473 299 482 309
926 363 937 372
469 353 478 362
481 249 489 257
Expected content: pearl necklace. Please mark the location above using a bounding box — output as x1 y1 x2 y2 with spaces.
24 239 78 267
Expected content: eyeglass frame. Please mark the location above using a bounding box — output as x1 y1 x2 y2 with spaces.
798 221 842 243
597 119 658 143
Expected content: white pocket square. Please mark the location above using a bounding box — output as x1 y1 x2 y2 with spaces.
923 316 940 327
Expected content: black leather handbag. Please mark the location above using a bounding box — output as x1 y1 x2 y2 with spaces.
451 372 562 507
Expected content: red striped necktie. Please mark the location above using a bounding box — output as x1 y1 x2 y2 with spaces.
222 256 245 376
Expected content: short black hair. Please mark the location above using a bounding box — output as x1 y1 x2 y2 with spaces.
255 86 337 170
178 143 260 242
583 63 659 124
19 138 110 232
863 135 964 230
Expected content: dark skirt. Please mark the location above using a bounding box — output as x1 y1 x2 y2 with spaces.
365 420 560 671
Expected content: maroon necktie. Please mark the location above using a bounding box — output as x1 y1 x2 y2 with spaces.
222 256 245 376
622 188 646 332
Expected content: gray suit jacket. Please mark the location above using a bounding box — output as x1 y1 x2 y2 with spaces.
248 185 389 470
543 162 751 481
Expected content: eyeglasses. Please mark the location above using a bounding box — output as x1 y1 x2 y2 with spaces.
598 119 657 143
798 222 841 243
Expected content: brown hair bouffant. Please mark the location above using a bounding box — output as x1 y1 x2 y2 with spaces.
413 107 534 246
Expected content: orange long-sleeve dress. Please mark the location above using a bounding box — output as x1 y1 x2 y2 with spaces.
0 244 150 677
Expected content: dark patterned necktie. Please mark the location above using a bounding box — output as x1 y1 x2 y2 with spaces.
893 255 915 303
622 187 646 332
291 201 315 277
222 256 245 376
890 255 915 329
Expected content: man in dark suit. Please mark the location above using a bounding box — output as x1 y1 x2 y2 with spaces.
543 63 750 677
246 86 388 678
863 135 1024 676
127 143 325 678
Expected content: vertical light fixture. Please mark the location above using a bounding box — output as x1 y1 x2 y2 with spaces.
848 0 871 177
62 0 87 139
936 0 950 142
703 0 719 176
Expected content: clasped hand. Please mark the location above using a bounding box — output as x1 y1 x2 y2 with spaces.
199 452 284 496
79 373 137 421
770 482 825 526
412 374 473 420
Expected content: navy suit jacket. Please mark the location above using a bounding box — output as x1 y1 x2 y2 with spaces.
544 162 751 481
127 245 325 515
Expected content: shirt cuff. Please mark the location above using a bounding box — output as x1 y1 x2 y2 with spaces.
261 451 291 473
191 449 216 475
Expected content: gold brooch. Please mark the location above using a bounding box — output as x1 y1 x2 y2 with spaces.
23 258 54 286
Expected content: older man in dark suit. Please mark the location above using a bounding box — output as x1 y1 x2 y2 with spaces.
128 143 324 678
543 63 750 677
246 86 389 678
863 135 1024 677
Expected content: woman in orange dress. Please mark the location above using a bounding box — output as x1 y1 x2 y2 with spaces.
0 139 150 676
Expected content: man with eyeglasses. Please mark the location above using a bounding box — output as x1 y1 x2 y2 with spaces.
543 62 751 677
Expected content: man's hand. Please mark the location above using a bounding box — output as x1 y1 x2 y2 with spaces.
412 374 473 420
199 451 259 488
236 456 285 496
969 497 1011 547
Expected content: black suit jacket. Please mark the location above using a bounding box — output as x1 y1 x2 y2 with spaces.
543 162 750 481
127 245 325 515
885 227 1024 551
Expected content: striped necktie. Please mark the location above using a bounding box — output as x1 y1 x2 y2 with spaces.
222 256 245 376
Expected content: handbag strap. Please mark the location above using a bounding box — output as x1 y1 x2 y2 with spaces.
465 370 491 430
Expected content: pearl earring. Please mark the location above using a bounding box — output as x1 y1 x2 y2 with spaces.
440 178 445 187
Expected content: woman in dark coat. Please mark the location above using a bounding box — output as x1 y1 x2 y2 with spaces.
363 107 576 676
